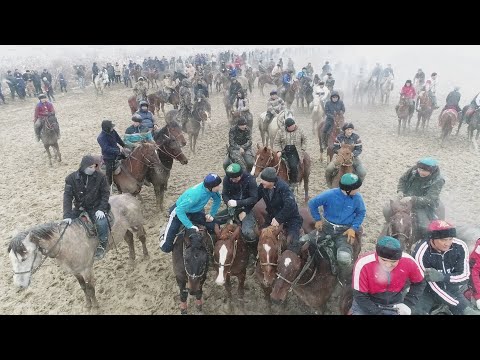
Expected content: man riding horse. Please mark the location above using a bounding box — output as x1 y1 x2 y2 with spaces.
179 79 193 131
224 117 255 173
228 78 242 107
33 94 58 141
265 90 286 125
321 91 345 148
133 77 148 104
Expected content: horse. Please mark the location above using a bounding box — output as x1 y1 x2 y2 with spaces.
223 90 234 122
245 70 255 93
396 95 412 135
467 109 480 143
213 223 248 312
193 94 212 135
158 87 180 114
317 112 345 163
353 78 368 104
94 72 105 96
257 74 276 96
251 144 311 203
381 198 417 253
438 108 458 146
40 115 61 166
416 91 433 133
366 77 377 105
8 194 148 310
329 143 355 188
281 81 299 110
311 97 325 133
380 77 393 104
257 109 293 149
26 80 36 97
455 105 471 135
147 120 188 210
112 142 162 195
214 72 223 92
204 71 214 93
296 82 313 112
172 227 210 315
270 232 362 314
145 69 160 89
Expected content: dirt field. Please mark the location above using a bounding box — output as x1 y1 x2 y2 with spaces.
0 81 478 315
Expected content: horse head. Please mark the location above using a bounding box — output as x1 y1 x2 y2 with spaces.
388 199 415 252
257 225 284 288
154 126 188 165
183 229 209 294
334 143 354 167
252 144 276 177
213 223 241 286
334 112 345 129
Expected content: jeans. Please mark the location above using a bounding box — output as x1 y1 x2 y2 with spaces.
216 208 257 243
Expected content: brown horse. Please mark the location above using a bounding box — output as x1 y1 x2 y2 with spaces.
145 69 160 89
381 199 416 253
258 74 276 96
40 115 62 166
213 223 248 312
317 112 345 163
172 227 210 315
270 232 362 314
329 143 355 188
147 121 188 210
416 91 433 133
438 108 458 146
281 81 299 110
113 142 162 195
396 95 412 135
251 144 311 202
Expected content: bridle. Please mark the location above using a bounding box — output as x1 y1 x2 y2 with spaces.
13 223 69 276
252 150 282 174
335 151 354 167
276 252 317 292
183 236 207 280
213 230 238 274
258 233 283 268
128 144 161 170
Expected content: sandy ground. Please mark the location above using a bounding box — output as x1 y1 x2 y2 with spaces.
0 81 479 315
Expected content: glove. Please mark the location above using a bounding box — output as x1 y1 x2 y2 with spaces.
343 228 356 245
393 303 411 315
227 200 237 207
62 218 72 225
238 212 246 221
314 220 323 231
205 214 214 222
424 268 445 282
95 210 105 220
476 299 480 310
190 225 199 232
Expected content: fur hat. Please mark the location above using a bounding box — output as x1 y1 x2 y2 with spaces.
428 220 456 240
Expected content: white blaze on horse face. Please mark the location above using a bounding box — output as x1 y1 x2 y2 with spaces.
263 244 271 264
215 244 228 285
250 155 259 176
284 257 292 267
9 235 38 288
399 218 403 226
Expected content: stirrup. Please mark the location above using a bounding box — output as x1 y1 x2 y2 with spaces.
94 245 106 260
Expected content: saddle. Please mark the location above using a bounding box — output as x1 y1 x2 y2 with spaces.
77 210 114 238
305 232 338 276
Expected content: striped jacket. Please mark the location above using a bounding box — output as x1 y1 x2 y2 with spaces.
333 133 362 157
413 238 470 307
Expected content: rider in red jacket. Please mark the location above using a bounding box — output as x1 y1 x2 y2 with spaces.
469 238 480 310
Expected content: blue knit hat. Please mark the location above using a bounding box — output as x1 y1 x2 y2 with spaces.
417 157 438 173
203 173 222 190
376 236 402 260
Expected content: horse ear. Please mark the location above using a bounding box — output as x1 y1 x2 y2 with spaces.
257 143 260 150
214 223 221 240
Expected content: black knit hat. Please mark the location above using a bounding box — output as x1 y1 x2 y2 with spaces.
237 117 247 125
38 94 47 100
260 167 277 182
285 118 295 128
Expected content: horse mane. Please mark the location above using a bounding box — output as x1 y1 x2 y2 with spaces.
189 232 205 250
28 222 59 243
7 230 30 255
261 226 276 240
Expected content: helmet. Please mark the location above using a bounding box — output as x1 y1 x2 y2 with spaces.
226 163 243 178
139 101 148 107
376 236 402 260
339 173 362 192
428 220 456 240
204 173 222 189
417 157 438 173
342 123 354 131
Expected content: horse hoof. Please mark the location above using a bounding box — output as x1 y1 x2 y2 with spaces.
180 309 188 315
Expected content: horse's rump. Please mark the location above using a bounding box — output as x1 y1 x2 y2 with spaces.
439 109 458 128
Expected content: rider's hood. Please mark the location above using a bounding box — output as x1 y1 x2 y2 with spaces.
79 155 96 172
330 91 340 100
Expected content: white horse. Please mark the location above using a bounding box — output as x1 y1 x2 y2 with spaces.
311 95 325 133
257 109 294 149
94 72 106 95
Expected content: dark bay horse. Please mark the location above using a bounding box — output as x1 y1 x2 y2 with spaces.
172 227 210 315
329 143 355 188
416 91 433 133
381 199 416 253
113 142 162 195
251 144 311 202
270 233 362 314
317 112 345 163
467 109 480 143
40 115 61 166
258 74 276 96
193 94 212 135
438 108 458 146
8 194 147 310
147 120 188 210
213 223 248 312
296 82 313 112
281 81 299 110
396 95 412 135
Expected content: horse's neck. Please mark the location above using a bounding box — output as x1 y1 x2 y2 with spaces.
123 148 149 180
158 151 173 170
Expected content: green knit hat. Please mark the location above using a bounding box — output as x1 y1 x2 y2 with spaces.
226 163 242 178
376 236 402 260
339 173 362 192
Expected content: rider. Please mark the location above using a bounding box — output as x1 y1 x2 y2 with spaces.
123 114 155 150
179 78 193 131
380 64 394 90
305 62 314 77
159 173 222 253
427 72 439 109
271 63 283 84
398 80 416 115
325 123 366 186
325 73 335 91
63 155 111 260
321 61 331 76
383 157 445 240
218 163 258 245
134 101 157 131
162 73 177 99
314 81 330 105
369 63 382 89
265 90 285 124
413 68 426 89
228 65 237 79
282 69 294 95
193 78 209 100
300 173 366 284
321 91 345 148
233 89 252 126
468 237 480 310
226 117 255 172
33 93 56 141
229 77 243 107
287 58 295 72
258 59 267 75
412 220 480 315
274 117 307 187
133 76 148 104
351 236 426 315
256 167 303 254
441 86 462 114
97 120 127 187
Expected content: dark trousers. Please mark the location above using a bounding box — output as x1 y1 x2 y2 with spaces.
283 145 299 182
104 159 116 186
8 85 16 99
47 89 55 102
0 91 5 103
413 284 470 315
216 208 257 243
60 81 67 92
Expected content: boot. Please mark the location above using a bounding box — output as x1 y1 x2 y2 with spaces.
337 264 353 286
94 236 108 260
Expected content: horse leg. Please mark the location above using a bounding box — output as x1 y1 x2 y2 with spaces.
456 118 463 135
261 284 272 314
303 167 310 202
237 271 246 311
137 224 149 257
189 133 193 154
416 113 421 131
397 118 401 136
161 102 165 116
83 269 99 309
224 275 233 312
44 144 53 166
124 229 136 262
74 274 91 309
177 279 188 315
54 143 61 162
155 182 164 211
195 288 204 314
